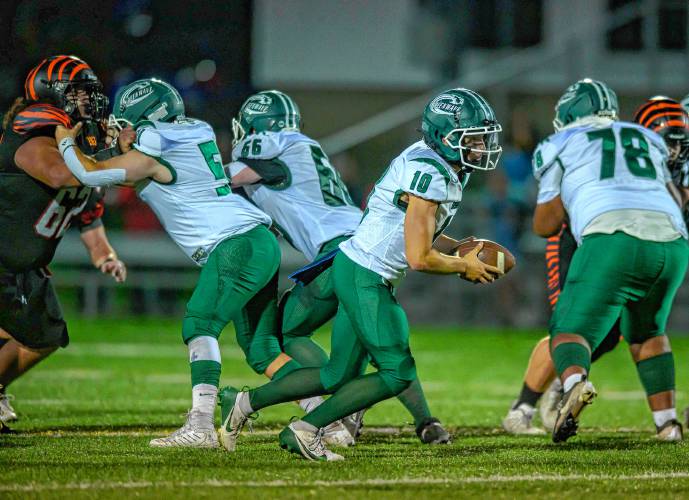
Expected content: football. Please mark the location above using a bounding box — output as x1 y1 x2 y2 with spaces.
453 238 516 276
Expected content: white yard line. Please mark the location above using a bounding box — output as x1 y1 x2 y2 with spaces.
2 472 689 492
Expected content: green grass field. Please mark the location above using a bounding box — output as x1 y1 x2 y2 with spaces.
2 318 689 499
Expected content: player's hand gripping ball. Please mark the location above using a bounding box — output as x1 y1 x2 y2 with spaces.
454 238 516 278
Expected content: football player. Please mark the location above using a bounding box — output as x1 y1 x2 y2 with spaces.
503 95 689 437
54 78 305 448
533 79 687 443
0 55 127 430
224 90 451 445
219 88 503 461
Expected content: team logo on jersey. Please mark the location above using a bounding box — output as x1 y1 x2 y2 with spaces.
430 94 464 116
119 82 154 112
243 94 273 115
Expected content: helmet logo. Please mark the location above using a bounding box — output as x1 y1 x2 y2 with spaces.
557 84 579 106
243 94 273 115
430 94 464 116
120 81 154 111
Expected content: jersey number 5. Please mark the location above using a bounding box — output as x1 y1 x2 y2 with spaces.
586 127 656 180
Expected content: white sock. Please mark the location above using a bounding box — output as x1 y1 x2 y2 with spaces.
238 391 254 416
653 408 677 428
299 396 324 414
192 383 218 416
563 374 584 393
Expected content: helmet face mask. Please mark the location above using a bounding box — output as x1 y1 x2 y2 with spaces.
553 79 618 131
443 126 502 171
232 90 301 146
25 55 109 122
421 88 502 171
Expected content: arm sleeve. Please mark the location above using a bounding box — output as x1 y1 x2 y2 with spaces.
403 160 450 202
58 137 127 187
536 161 563 204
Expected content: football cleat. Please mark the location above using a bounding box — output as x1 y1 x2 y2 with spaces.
539 379 563 432
149 409 218 448
218 386 251 452
0 391 18 423
656 419 683 442
552 377 597 443
279 422 344 461
342 409 366 440
322 420 355 447
417 417 452 444
502 403 546 436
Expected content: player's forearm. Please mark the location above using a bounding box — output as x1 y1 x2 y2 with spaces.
408 247 467 275
80 225 117 267
58 137 127 187
433 234 460 254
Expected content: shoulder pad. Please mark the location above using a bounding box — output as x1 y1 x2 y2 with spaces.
132 125 163 157
12 104 71 135
233 132 282 161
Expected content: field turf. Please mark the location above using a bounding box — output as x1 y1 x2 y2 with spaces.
2 318 689 499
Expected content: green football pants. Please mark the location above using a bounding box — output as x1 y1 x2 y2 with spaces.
182 224 283 374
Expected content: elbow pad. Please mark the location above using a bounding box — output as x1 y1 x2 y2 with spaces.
58 137 127 187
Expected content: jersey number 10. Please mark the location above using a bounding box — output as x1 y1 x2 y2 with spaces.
586 127 656 180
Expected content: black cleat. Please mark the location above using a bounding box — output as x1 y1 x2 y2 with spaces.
552 377 597 443
416 417 451 444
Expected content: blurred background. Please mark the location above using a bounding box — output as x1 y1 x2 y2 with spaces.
2 0 689 328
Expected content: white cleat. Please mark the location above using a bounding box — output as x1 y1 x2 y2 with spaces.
322 420 355 447
502 403 547 435
656 419 683 442
149 410 219 448
218 389 250 452
279 422 344 461
552 378 597 443
0 391 18 423
540 379 563 432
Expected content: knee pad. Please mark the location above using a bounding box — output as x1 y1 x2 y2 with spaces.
379 356 416 395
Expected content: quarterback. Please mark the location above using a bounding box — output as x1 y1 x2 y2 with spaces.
532 79 688 443
220 88 503 461
225 90 451 445
54 78 302 447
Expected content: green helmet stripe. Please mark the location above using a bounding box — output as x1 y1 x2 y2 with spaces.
588 81 605 110
269 90 292 129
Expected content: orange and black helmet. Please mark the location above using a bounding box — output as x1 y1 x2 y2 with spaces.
23 55 108 121
633 96 689 170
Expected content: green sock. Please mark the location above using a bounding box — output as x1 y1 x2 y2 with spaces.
636 352 675 396
190 360 221 387
396 377 432 426
303 373 396 429
551 341 591 376
249 367 325 411
282 337 329 368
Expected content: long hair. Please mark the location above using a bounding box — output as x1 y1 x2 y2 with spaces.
2 97 29 131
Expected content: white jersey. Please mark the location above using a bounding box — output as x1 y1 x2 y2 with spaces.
230 131 362 260
340 141 465 282
534 120 687 244
133 118 271 265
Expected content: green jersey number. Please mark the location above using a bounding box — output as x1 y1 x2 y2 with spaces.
409 170 432 193
310 145 354 207
241 139 263 157
198 140 230 196
586 127 656 180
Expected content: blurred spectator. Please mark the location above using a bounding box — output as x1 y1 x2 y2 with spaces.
331 151 366 208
